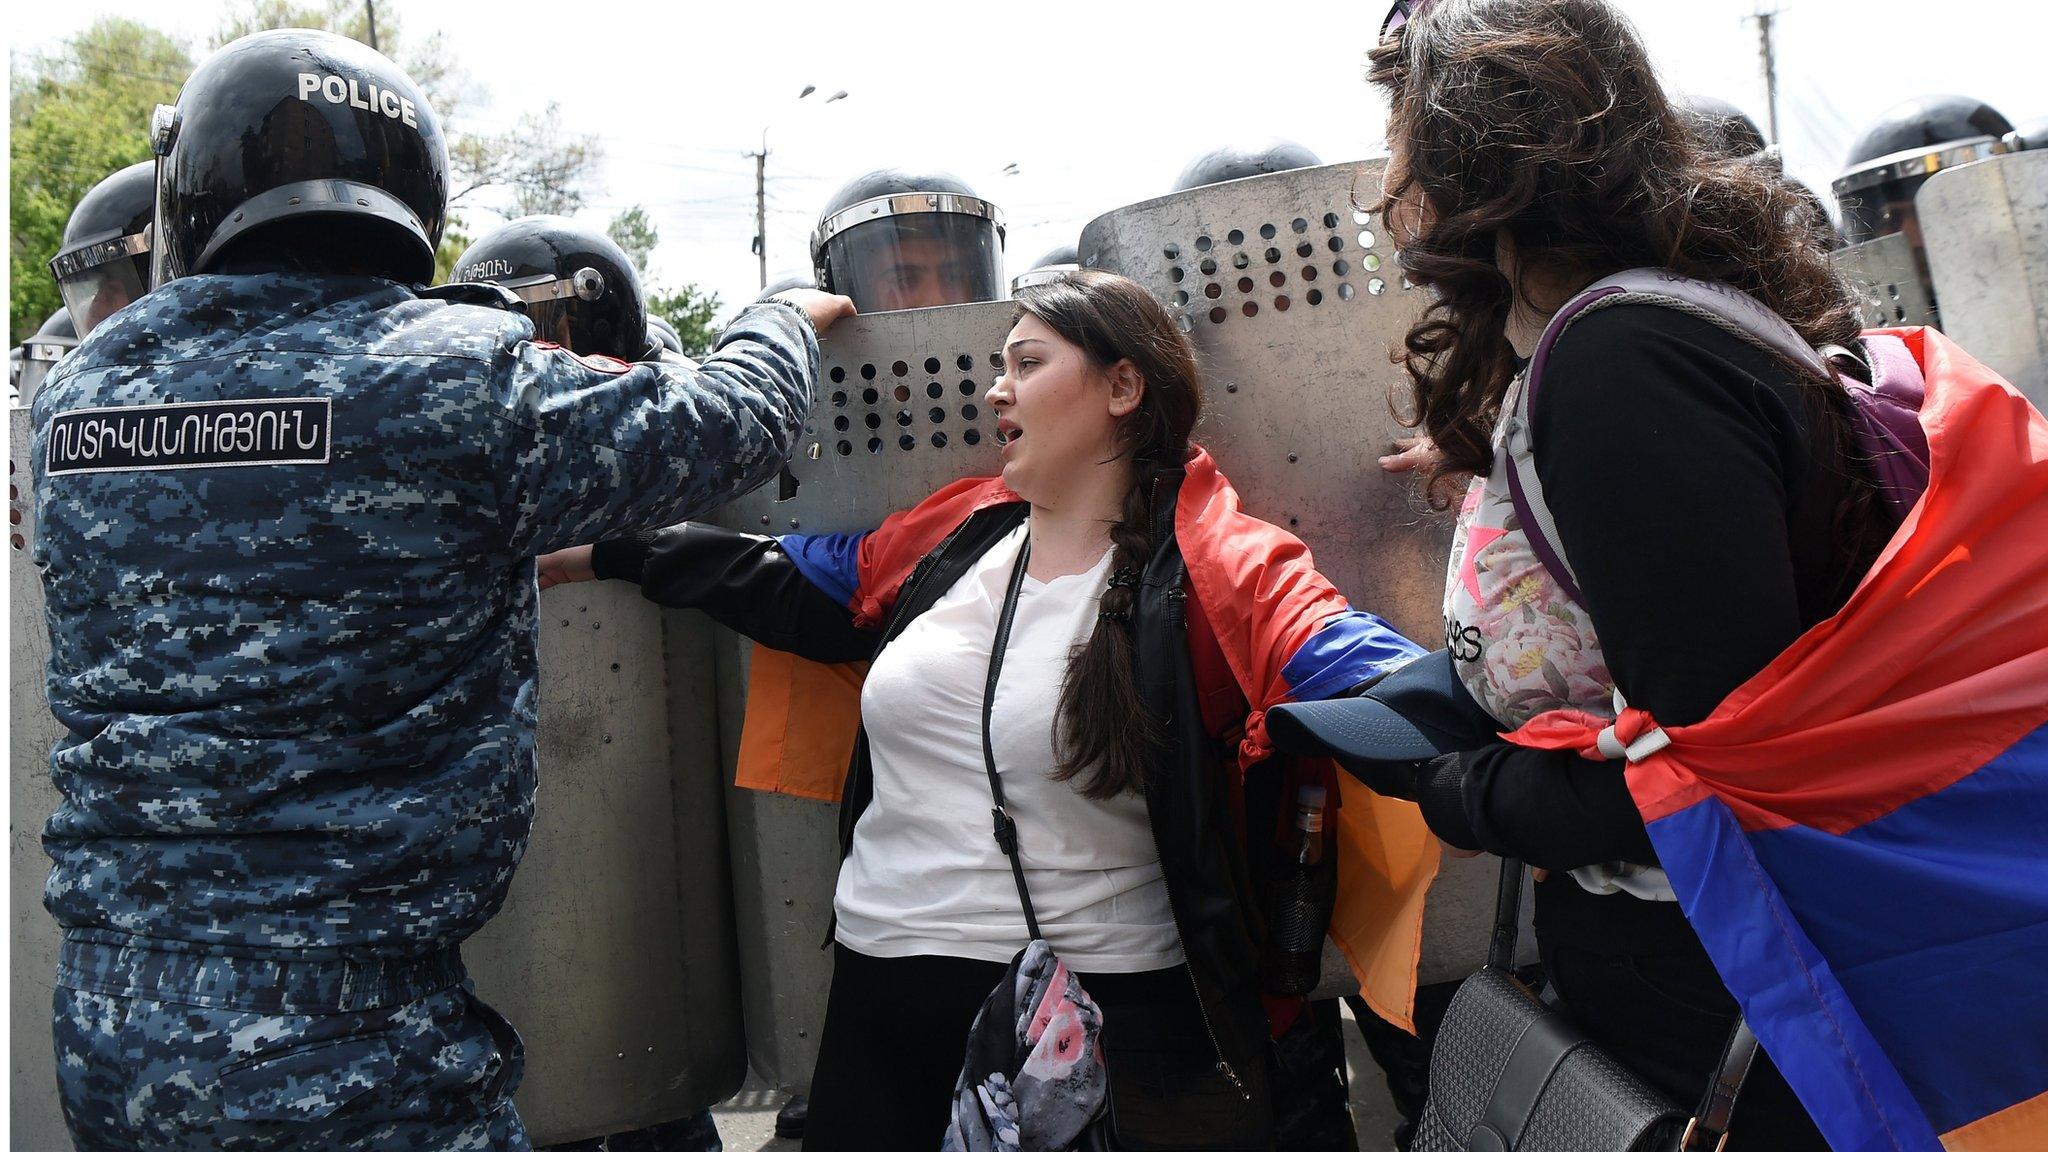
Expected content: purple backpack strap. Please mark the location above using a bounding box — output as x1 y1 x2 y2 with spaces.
1505 269 1931 608
1842 334 1930 519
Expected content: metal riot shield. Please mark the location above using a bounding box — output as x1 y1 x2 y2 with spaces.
10 406 70 1149
1832 232 1937 330
1919 149 2048 408
459 589 746 1144
706 300 1021 1090
1078 159 1520 984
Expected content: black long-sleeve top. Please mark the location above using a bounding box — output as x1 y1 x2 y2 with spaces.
1418 303 1884 946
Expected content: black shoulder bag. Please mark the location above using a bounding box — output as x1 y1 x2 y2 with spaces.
1413 859 1758 1152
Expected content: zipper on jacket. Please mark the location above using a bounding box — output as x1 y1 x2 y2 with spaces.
1142 582 1250 1101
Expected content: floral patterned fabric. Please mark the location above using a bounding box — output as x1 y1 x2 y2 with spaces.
1440 371 1614 731
943 939 1108 1152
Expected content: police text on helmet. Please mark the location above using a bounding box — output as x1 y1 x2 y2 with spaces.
296 73 418 127
461 258 515 280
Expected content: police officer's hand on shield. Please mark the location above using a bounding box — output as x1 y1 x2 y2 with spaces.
771 287 858 332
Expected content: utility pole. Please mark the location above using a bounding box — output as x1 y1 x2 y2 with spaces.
752 88 845 291
1752 5 1780 145
751 146 768 291
364 0 379 51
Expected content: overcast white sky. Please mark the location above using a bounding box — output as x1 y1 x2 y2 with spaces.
11 1 2045 321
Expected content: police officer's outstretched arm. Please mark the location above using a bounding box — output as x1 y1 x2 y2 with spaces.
501 289 853 557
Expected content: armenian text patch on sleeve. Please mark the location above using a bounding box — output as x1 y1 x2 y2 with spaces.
45 398 332 476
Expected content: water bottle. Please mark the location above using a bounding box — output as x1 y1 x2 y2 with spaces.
1263 783 1337 996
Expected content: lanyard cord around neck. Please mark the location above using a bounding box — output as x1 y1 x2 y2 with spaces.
980 532 1042 942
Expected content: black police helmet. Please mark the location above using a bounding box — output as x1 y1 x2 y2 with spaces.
152 29 448 284
454 216 646 362
31 308 79 349
1677 94 1769 159
57 162 156 265
646 315 684 356
50 161 158 337
1029 244 1079 270
815 169 982 231
1844 94 2013 169
1170 139 1323 192
810 169 1004 310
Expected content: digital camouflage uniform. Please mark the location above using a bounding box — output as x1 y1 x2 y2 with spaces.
30 269 819 1151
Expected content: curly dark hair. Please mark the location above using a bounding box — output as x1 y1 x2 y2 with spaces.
1368 0 1860 503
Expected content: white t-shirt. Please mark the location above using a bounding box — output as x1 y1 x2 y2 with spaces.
834 524 1185 972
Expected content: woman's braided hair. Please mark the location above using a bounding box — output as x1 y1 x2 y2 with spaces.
1013 269 1204 798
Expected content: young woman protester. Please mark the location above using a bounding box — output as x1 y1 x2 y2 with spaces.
1360 0 1903 1146
538 269 1435 1151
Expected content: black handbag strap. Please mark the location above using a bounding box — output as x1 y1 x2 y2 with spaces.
981 532 1042 942
1488 858 1756 1150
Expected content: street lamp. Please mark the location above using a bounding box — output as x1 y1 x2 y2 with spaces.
752 86 850 289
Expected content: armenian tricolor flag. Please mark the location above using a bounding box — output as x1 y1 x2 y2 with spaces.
1512 328 2048 1152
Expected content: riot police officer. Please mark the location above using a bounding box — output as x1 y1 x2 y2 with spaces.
810 169 1005 312
30 29 849 1152
451 213 723 1152
48 161 157 339
1833 94 2013 254
13 308 76 409
454 216 652 361
1169 138 1323 191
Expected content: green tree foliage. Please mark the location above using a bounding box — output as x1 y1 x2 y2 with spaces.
607 206 658 274
450 104 602 219
9 19 191 343
646 285 724 361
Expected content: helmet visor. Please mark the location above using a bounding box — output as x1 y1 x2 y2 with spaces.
823 213 1002 313
54 233 151 337
498 270 634 358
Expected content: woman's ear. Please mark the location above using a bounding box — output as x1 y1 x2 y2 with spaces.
1107 359 1145 418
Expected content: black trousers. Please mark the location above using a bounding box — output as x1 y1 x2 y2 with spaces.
806 944 1256 1152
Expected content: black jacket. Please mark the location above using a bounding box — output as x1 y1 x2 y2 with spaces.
596 469 1276 1136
